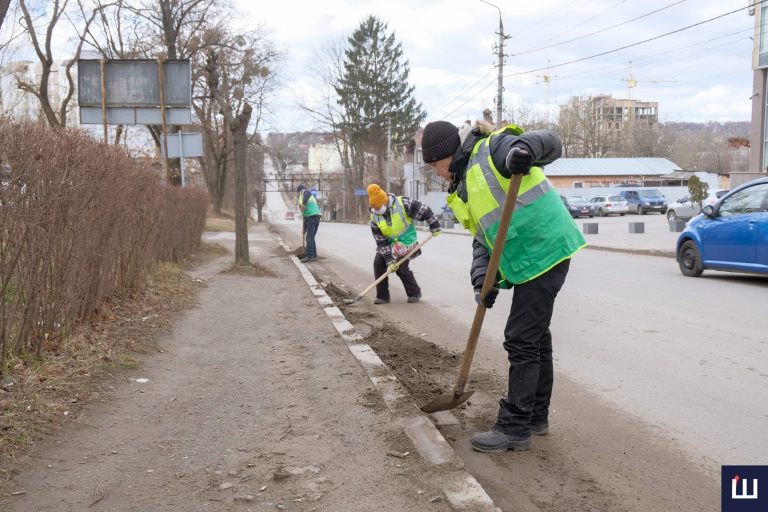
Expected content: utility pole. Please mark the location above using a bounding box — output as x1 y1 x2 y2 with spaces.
481 0 509 128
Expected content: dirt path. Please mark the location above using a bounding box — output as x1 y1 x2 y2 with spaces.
2 226 450 511
308 250 720 512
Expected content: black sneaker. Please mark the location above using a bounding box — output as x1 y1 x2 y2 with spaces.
299 256 316 263
407 293 422 303
374 297 390 305
470 430 531 453
529 423 549 436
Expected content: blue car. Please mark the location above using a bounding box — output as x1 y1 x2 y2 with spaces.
676 177 768 277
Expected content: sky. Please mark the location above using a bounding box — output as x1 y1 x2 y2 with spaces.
233 0 758 134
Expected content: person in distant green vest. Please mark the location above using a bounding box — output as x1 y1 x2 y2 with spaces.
421 119 585 454
367 184 442 304
297 183 321 262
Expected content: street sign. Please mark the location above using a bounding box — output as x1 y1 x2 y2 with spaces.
354 188 367 196
160 132 204 158
159 132 204 187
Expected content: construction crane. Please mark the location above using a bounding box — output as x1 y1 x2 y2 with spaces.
619 61 676 149
620 61 677 124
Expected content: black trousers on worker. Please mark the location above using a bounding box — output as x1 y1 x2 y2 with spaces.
495 259 570 436
373 252 421 301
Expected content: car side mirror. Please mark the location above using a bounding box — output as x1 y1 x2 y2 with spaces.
702 205 715 217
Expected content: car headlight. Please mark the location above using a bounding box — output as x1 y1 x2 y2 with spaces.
642 202 650 206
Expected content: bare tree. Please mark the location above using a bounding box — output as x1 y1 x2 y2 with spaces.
299 37 356 218
557 96 615 158
503 102 555 132
205 49 251 264
193 25 279 212
15 0 107 128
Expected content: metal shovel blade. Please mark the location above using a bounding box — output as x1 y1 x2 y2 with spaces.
420 389 475 414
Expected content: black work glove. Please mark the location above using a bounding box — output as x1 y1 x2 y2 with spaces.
474 284 499 309
505 147 533 175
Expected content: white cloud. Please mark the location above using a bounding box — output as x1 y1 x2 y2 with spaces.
235 0 757 132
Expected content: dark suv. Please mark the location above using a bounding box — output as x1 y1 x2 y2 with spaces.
619 189 668 215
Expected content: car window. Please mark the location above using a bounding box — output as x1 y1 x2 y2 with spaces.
638 190 662 198
718 183 768 217
715 189 729 198
589 197 600 203
608 195 623 201
567 195 587 202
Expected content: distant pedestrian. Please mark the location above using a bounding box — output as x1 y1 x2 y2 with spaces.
367 183 441 304
297 183 321 262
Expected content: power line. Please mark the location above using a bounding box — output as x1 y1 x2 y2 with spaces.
504 1 765 79
513 0 687 57
527 0 630 49
440 78 498 119
554 26 752 84
428 67 496 117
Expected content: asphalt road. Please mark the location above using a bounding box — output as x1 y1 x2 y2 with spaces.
264 177 768 473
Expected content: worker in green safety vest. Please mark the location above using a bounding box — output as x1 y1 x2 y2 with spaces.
421 119 585 454
297 183 321 262
367 183 442 304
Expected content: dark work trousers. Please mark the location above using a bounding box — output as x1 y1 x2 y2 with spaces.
373 251 421 300
304 215 320 258
495 258 570 436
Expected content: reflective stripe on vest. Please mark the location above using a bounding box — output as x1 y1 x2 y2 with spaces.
468 125 552 239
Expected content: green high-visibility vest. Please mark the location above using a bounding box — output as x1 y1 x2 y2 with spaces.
299 192 321 217
447 124 585 286
370 195 417 246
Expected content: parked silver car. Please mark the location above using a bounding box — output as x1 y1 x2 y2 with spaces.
666 189 729 223
588 194 628 216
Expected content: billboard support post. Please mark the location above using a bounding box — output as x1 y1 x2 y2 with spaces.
157 56 171 184
178 132 186 187
99 59 107 143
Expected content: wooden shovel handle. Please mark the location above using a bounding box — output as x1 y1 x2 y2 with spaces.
352 233 437 301
453 173 524 395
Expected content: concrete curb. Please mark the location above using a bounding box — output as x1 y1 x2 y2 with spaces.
584 245 676 258
277 236 501 512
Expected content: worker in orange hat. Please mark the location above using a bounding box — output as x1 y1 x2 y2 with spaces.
367 183 442 304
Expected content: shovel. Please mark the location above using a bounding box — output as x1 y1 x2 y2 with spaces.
344 233 438 305
421 172 524 414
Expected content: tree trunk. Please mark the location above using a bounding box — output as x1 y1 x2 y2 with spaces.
0 0 11 32
232 102 252 264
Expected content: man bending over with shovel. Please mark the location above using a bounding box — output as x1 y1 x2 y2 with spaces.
421 120 585 453
367 183 442 304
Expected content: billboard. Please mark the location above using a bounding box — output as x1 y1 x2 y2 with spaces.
78 59 192 125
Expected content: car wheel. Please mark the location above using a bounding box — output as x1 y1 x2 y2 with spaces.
619 213 625 216
637 206 645 215
678 240 703 277
598 208 605 217
667 210 677 222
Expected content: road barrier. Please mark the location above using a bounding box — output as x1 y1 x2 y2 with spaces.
629 222 645 234
669 220 687 232
583 223 598 234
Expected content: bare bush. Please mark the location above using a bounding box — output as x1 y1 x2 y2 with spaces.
0 120 208 372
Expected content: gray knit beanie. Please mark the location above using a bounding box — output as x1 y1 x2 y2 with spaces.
422 121 460 163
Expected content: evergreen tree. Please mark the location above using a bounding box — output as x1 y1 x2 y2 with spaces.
335 15 425 185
